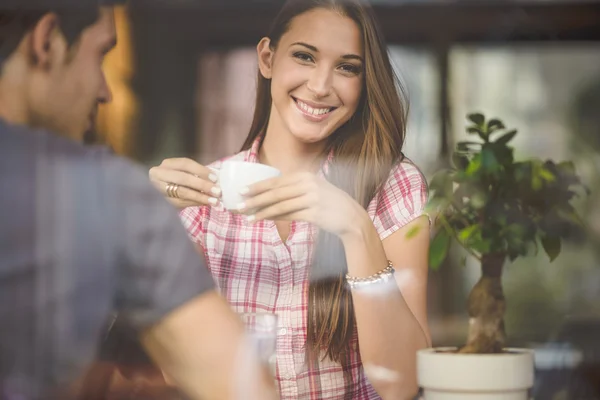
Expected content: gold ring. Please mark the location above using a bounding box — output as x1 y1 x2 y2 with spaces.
166 183 180 199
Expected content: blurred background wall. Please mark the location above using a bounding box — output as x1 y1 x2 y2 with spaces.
96 1 600 397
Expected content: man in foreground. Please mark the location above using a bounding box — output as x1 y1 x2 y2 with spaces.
0 1 276 398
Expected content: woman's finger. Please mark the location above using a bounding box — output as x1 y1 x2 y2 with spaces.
149 167 221 198
244 172 309 196
149 178 220 208
247 194 316 222
147 185 201 209
158 157 218 183
167 184 220 207
238 182 310 213
171 199 202 209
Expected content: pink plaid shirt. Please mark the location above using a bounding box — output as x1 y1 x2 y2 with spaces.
179 138 427 399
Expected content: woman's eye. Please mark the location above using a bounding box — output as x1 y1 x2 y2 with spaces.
339 64 362 75
293 52 314 62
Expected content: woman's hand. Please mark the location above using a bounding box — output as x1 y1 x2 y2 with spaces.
237 172 363 238
149 158 221 209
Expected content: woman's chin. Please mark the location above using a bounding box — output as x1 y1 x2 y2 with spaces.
290 129 333 145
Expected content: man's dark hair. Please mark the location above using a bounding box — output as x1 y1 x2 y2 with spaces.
0 0 125 69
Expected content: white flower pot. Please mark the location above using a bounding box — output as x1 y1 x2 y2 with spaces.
417 347 534 400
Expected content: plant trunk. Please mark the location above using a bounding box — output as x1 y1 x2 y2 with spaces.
458 253 507 354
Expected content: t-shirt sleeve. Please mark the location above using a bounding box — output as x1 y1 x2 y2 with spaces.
106 156 215 330
368 161 429 240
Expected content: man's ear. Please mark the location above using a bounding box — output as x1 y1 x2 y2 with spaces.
257 37 274 79
29 12 61 68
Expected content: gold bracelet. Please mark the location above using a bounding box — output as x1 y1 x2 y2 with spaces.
346 260 395 289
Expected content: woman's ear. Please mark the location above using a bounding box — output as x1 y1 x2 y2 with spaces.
257 37 274 79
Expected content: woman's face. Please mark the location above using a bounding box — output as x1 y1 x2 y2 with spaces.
258 8 364 145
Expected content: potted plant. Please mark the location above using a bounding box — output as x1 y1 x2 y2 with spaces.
418 113 586 399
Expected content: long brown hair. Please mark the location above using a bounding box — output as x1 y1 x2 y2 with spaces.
241 0 408 374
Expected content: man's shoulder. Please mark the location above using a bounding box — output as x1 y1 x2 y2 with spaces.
0 119 142 173
0 119 105 161
0 120 154 214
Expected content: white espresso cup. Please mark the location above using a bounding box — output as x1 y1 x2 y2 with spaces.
213 161 281 210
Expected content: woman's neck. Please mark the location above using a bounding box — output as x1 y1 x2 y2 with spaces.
259 121 327 176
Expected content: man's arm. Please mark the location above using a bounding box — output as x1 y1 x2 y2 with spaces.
105 156 277 400
141 291 276 400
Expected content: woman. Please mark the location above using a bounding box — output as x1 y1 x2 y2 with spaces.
150 0 431 398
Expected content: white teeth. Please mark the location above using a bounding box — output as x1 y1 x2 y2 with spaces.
297 99 331 116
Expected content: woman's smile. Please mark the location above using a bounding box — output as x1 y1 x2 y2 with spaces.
292 96 338 122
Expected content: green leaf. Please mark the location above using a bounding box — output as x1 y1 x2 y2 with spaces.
541 236 561 262
405 225 421 239
539 168 556 183
468 113 485 127
424 197 447 216
466 154 482 176
514 162 529 182
458 225 479 242
556 208 585 227
429 171 453 198
452 153 469 170
457 141 481 151
491 142 514 165
470 192 487 209
487 119 505 132
503 223 525 238
430 230 451 270
495 129 518 145
467 126 482 135
481 146 499 172
531 162 548 190
532 174 543 191
478 131 489 142
470 237 492 254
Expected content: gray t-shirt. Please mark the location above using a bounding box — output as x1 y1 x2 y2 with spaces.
0 120 214 399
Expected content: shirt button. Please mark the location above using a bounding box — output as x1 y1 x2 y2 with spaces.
278 328 288 336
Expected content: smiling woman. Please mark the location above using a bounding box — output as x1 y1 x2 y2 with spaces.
149 1 431 399
249 5 366 147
